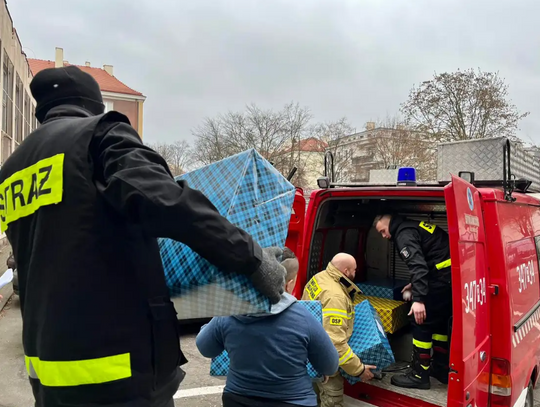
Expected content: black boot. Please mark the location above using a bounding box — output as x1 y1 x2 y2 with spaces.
431 361 449 384
391 349 431 390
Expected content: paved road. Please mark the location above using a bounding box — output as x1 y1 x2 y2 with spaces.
0 296 371 407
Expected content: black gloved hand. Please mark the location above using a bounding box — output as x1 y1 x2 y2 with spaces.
250 247 286 304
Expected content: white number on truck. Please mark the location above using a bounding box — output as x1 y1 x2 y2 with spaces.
464 277 486 314
517 260 535 293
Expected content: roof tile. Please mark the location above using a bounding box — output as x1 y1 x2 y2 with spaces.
27 59 143 96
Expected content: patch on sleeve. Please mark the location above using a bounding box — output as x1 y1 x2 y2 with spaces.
330 317 343 326
305 278 322 300
400 247 411 259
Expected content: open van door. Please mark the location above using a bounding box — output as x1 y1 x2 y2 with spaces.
286 188 305 297
444 175 491 407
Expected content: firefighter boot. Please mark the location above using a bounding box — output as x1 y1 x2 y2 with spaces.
391 348 431 390
431 334 449 384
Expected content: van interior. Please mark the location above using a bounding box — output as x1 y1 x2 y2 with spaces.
306 196 449 406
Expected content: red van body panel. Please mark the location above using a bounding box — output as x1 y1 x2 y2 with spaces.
288 180 540 407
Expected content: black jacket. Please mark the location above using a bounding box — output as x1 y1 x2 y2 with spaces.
390 216 451 302
0 106 262 407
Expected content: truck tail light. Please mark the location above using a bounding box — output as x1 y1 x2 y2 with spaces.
489 358 512 406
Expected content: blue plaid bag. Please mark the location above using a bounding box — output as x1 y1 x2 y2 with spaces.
209 300 324 380
341 300 395 385
159 149 296 320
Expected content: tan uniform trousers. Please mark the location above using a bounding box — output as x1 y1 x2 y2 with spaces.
314 374 344 407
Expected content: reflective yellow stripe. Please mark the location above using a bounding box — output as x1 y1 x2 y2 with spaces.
432 334 449 342
0 154 64 233
436 259 451 270
25 353 131 387
421 365 430 370
339 347 354 365
322 308 352 319
413 339 432 350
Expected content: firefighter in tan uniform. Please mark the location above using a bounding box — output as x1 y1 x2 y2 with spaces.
302 253 376 407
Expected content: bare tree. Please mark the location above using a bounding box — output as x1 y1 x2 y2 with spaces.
401 69 529 142
147 140 193 177
370 117 437 181
191 102 312 184
312 118 356 182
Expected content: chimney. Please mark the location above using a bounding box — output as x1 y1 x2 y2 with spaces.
103 65 113 76
55 47 63 68
365 121 375 131
85 61 91 67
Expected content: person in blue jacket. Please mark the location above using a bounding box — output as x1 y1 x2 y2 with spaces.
196 248 339 407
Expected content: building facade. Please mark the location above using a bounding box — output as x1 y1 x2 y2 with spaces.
0 4 36 166
329 122 436 182
28 48 146 137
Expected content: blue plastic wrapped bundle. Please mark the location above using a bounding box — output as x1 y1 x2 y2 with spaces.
341 300 395 385
159 149 296 320
357 278 409 300
210 300 324 380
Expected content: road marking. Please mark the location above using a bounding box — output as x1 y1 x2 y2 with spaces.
173 385 225 398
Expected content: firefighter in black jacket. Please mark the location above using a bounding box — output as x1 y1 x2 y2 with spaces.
373 214 452 390
0 66 287 407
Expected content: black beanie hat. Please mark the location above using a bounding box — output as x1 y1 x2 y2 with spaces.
30 65 105 123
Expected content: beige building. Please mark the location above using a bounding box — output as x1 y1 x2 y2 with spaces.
0 5 36 166
28 48 146 137
275 137 327 191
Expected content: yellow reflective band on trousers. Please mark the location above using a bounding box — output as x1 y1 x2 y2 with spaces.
0 154 64 233
413 339 432 350
339 347 354 365
25 353 131 387
436 259 451 270
432 334 449 342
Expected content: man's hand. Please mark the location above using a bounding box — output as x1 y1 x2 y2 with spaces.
359 365 377 381
401 283 412 293
408 302 426 325
250 247 286 304
321 375 329 384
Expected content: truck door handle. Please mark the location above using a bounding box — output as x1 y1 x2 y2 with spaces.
489 285 499 295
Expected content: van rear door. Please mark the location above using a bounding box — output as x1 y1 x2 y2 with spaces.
444 175 490 407
286 188 305 297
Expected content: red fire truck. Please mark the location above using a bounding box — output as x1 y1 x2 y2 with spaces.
285 139 540 407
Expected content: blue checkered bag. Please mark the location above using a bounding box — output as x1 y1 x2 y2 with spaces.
357 278 408 300
159 149 296 320
210 300 324 380
341 300 395 385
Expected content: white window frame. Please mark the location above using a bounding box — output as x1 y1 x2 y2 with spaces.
104 100 114 113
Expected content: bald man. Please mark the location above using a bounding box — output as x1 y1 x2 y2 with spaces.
302 253 376 407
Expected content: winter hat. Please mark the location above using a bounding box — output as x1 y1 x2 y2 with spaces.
30 65 105 123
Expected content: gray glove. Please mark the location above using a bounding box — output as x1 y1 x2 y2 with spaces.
251 247 287 304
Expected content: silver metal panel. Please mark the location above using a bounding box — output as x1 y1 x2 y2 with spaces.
437 137 540 191
369 169 399 184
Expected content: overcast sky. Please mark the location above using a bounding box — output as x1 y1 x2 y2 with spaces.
8 0 540 144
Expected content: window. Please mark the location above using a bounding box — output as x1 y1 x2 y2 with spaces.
1 134 11 164
2 51 9 134
104 100 114 113
14 74 23 144
23 93 30 138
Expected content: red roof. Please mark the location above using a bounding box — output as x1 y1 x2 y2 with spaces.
287 138 328 153
27 59 143 96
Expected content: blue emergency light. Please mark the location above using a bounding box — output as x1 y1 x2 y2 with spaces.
397 167 417 186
